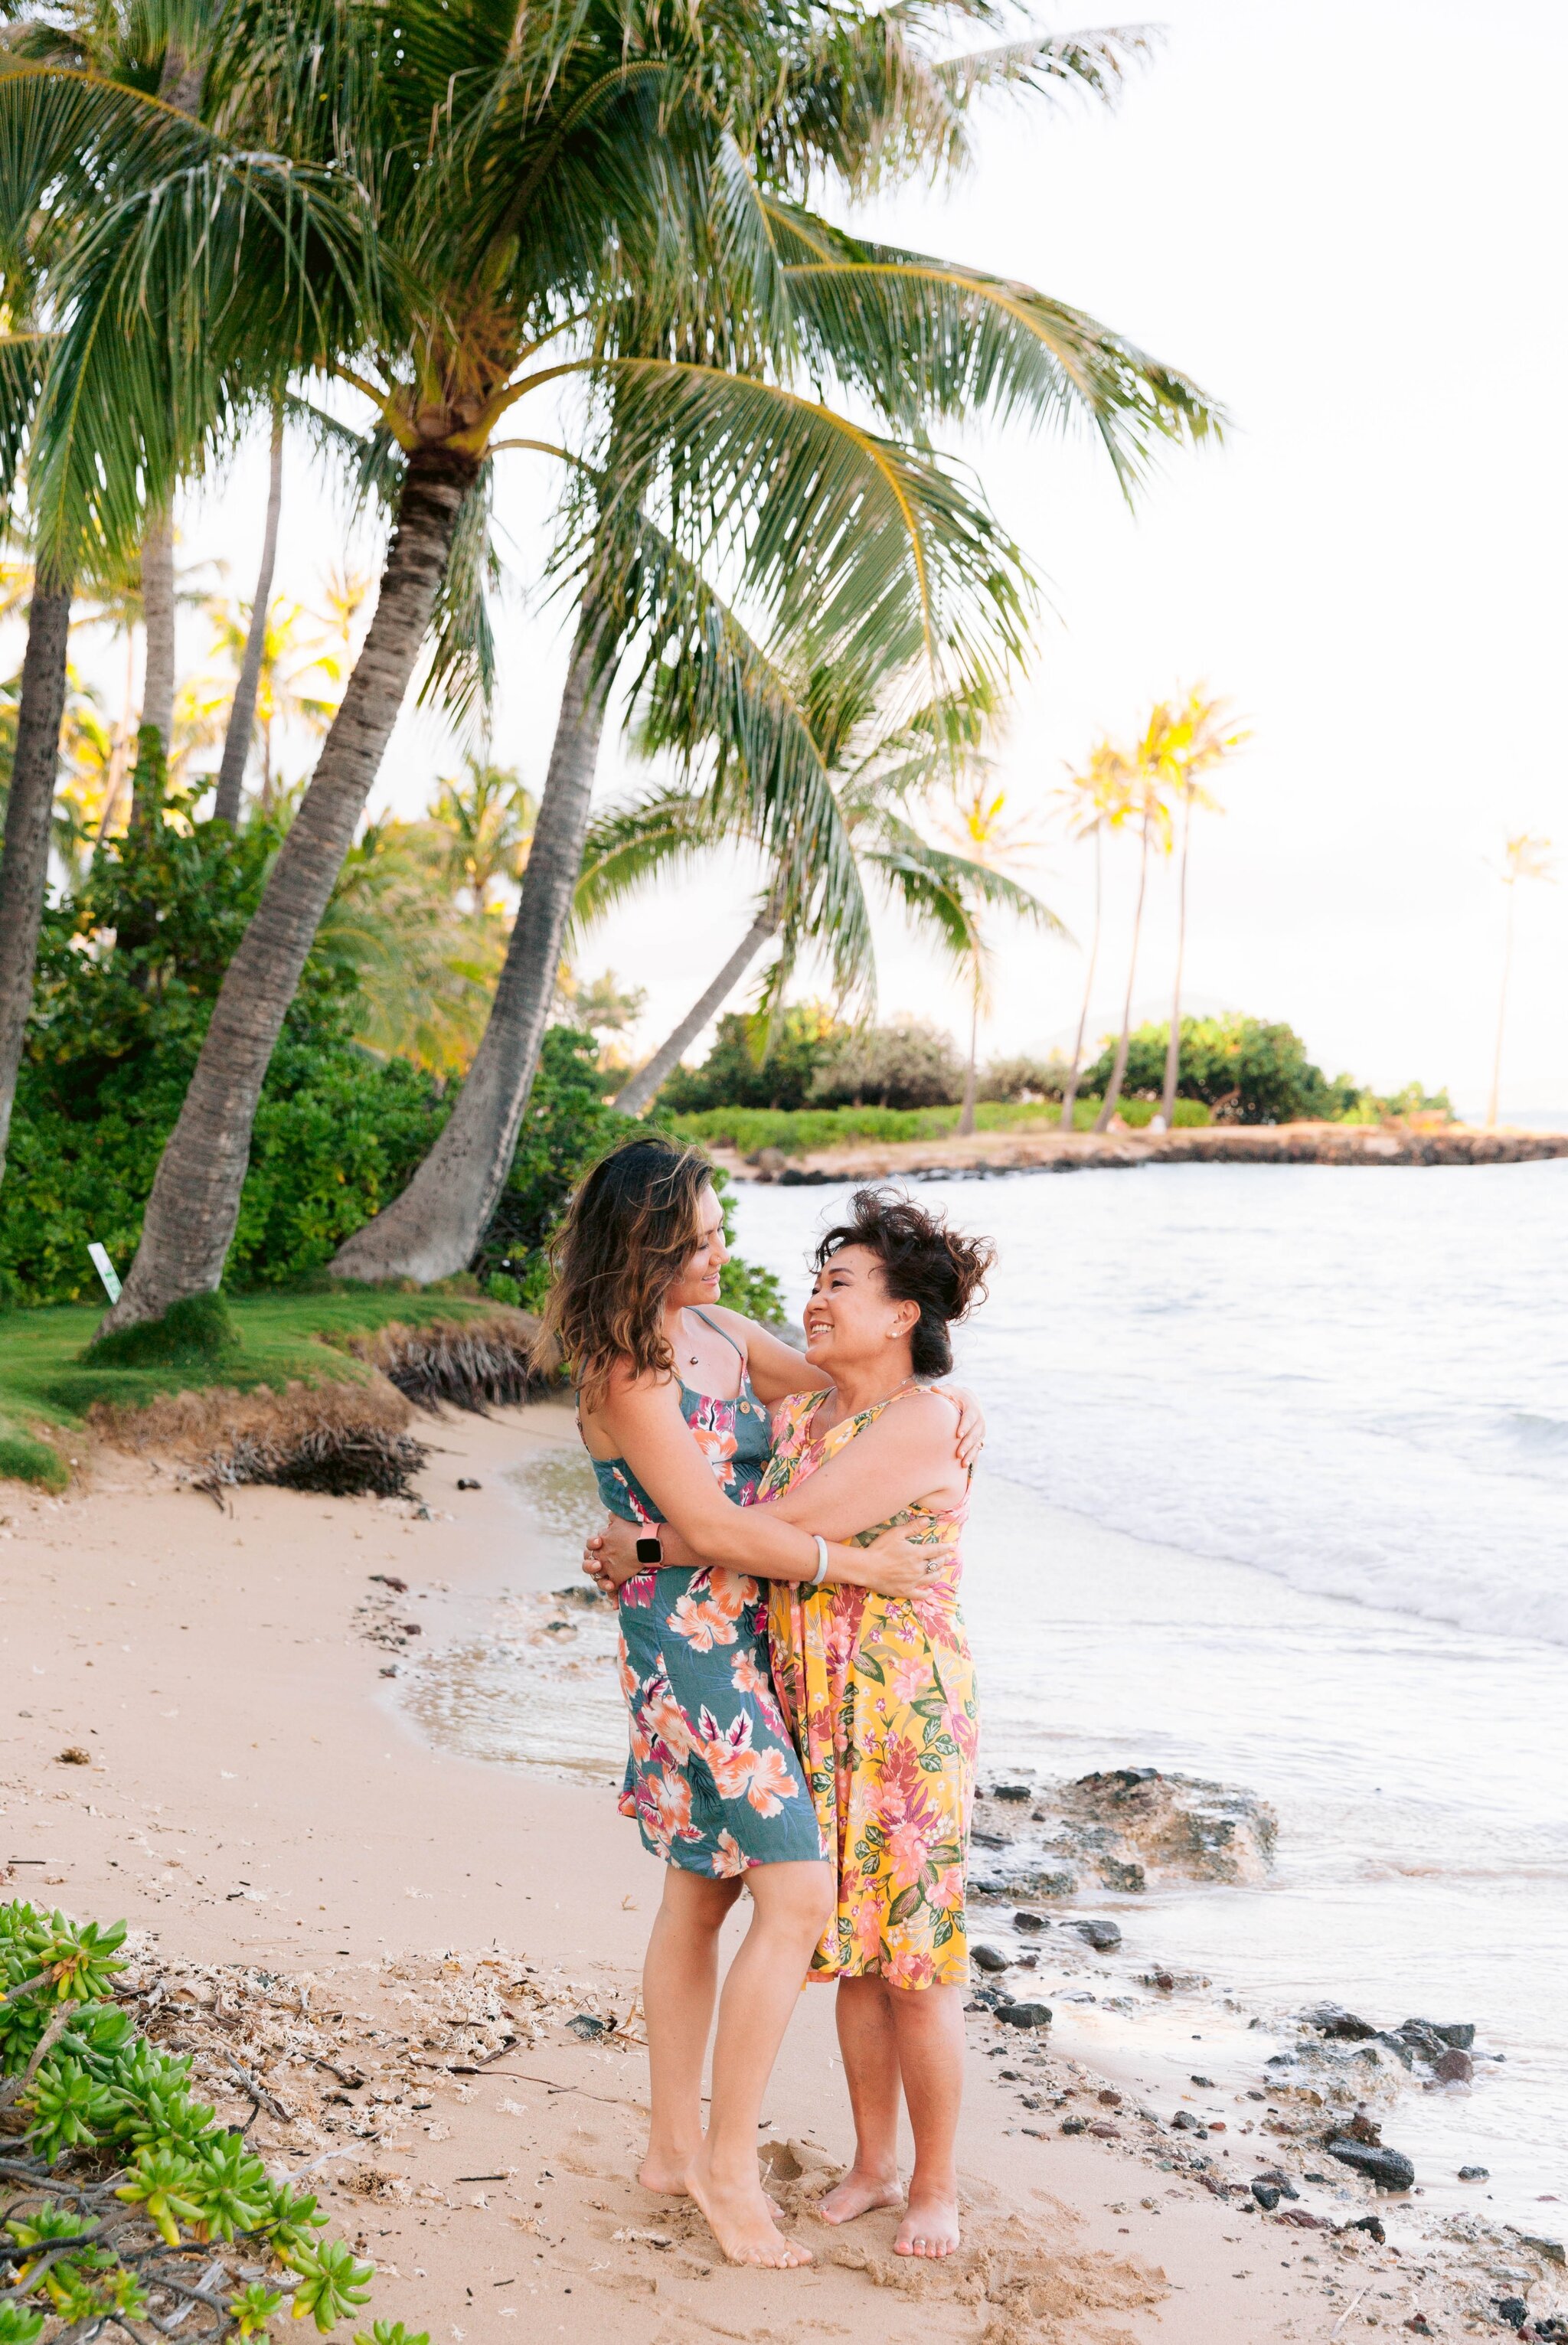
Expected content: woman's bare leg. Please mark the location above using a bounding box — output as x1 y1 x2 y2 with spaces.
685 1860 833 2268
639 1869 741 2192
817 1976 905 2224
887 1981 965 2257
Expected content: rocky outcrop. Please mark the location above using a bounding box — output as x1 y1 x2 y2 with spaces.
969 1766 1278 1900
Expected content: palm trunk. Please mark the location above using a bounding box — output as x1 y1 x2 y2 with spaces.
957 981 979 1135
1160 789 1193 1128
213 416 283 828
612 909 779 1118
99 444 477 1331
1485 889 1515 1130
1093 807 1152 1133
132 504 175 831
0 584 70 1188
1059 826 1101 1132
329 609 612 1285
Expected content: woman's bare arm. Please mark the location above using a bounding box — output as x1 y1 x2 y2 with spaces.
589 1373 931 1597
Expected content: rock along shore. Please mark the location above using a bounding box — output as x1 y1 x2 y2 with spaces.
717 1122 1568 1185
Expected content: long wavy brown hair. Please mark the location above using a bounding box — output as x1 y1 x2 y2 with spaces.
533 1137 716 1413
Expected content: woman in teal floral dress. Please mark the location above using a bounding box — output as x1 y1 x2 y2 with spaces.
538 1139 942 2272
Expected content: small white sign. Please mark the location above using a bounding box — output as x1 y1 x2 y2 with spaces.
87 1243 122 1303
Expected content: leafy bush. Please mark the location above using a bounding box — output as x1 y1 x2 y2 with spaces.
1082 1016 1359 1125
0 1899 422 2344
658 1005 841 1112
977 1052 1073 1103
809 1017 963 1109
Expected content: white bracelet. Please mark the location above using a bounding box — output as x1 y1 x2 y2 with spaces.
808 1535 830 1588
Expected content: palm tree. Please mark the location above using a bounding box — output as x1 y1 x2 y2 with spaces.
82 0 1168 1323
1153 689 1248 1127
1054 740 1133 1131
593 676 1057 1119
211 410 284 826
1093 710 1174 1132
326 30 1224 1285
939 774 1048 1133
1486 832 1555 1129
430 756 536 913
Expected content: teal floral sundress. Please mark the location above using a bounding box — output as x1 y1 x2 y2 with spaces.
584 1315 825 1877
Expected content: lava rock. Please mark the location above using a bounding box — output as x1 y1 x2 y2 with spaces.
1014 1910 1049 1932
1060 2116 1087 2135
1345 2110 1384 2145
1326 2138 1415 2191
995 2000 1053 2030
1305 2003 1378 2041
993 1783 1033 1801
1517 2235 1566 2266
1494 2298 1527 2330
1434 2047 1474 2084
972 1944 1011 1973
1191 2073 1215 2088
1071 1917 1122 1951
1171 2110 1200 2132
1345 2215 1387 2245
1250 2182 1281 2210
456 1477 481 1491
1254 2168 1298 2200
1458 2166 1490 2181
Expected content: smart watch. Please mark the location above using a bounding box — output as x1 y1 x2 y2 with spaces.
635 1533 664 1566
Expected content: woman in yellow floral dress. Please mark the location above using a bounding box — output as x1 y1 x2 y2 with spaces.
590 1186 993 2262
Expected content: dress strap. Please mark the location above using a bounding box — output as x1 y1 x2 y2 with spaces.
689 1307 746 1362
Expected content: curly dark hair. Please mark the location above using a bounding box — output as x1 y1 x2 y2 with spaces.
813 1185 995 1377
533 1136 716 1411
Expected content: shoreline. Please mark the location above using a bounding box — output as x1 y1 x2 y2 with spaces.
3 1403 1560 2341
711 1121 1568 1184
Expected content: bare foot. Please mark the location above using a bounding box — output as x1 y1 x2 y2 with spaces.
815 2167 905 2226
894 2188 961 2259
686 2150 813 2268
637 2151 692 2196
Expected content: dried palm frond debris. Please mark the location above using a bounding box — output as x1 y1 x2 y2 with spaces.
93 1382 427 1504
349 1313 555 1416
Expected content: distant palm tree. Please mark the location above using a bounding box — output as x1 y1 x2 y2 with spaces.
940 776 1047 1133
1093 709 1175 1132
1486 832 1555 1128
1054 742 1134 1130
1151 690 1249 1127
430 758 537 914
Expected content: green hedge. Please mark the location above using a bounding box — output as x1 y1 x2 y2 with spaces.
669 1096 1210 1157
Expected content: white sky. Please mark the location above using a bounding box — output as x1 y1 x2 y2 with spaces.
168 0 1568 1113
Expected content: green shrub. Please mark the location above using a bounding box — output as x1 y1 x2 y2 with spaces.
81 1292 240 1369
1083 1016 1357 1124
658 1004 841 1112
809 1018 963 1109
483 1272 523 1306
0 1899 423 2343
0 1430 69 1489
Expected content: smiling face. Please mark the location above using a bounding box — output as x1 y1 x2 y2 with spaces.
803 1243 920 1377
666 1183 729 1311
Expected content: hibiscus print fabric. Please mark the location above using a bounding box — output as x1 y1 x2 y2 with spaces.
761 1390 977 1987
586 1374 824 1876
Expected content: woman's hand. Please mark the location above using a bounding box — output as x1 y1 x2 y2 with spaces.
582 1514 646 1595
854 1525 943 1602
937 1383 987 1469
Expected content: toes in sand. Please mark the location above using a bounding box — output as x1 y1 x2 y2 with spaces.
815 2167 906 2227
686 2152 814 2268
894 2191 961 2259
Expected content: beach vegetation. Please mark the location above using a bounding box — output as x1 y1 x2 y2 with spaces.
1081 1014 1449 1126
0 1898 423 2343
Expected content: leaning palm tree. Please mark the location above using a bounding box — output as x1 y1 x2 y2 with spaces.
939 773 1047 1133
1485 832 1555 1129
90 0 1181 1323
1153 688 1249 1127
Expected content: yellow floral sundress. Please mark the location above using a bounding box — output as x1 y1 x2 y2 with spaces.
761 1386 978 1989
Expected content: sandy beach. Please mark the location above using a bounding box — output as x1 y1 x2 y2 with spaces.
3 1399 1557 2343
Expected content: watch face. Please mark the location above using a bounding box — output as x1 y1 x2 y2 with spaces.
635 1536 662 1565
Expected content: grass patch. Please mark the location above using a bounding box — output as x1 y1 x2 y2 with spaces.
0 1428 69 1490
0 1286 516 1434
670 1096 1212 1156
